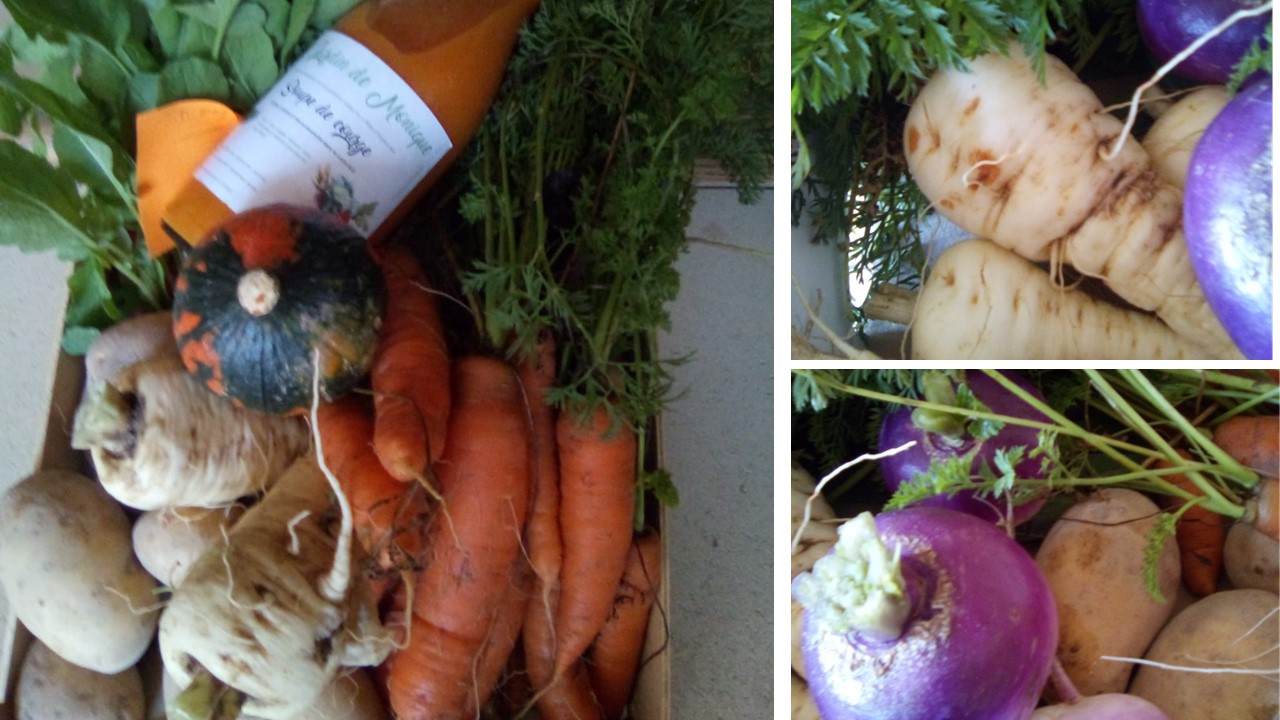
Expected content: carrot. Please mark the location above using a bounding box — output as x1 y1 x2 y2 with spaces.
589 529 663 720
383 355 532 720
1213 414 1279 540
1155 453 1227 596
517 336 566 673
371 244 451 482
315 395 429 599
553 404 638 678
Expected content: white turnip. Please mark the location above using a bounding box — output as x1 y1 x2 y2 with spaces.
793 508 1057 719
904 45 1239 357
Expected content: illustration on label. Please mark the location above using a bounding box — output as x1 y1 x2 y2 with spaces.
194 31 453 236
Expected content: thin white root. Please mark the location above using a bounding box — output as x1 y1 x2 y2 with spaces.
789 441 917 555
103 585 169 615
311 348 353 606
961 153 1010 187
1105 0 1274 160
286 511 312 556
1100 655 1280 677
791 273 882 361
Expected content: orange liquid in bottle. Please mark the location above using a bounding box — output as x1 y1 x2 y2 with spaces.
161 0 539 250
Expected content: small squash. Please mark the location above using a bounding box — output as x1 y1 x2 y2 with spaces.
172 204 384 414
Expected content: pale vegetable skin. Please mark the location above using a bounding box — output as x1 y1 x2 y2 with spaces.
790 460 837 579
82 353 310 510
82 311 175 388
1029 693 1171 720
912 239 1218 359
132 505 246 587
1222 522 1279 592
1035 488 1181 696
1142 86 1229 188
163 669 391 720
790 673 822 720
16 640 145 720
904 45 1237 356
790 600 807 680
1130 589 1279 720
159 456 391 719
0 470 158 674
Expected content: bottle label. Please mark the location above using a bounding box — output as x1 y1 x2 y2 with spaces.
194 31 452 236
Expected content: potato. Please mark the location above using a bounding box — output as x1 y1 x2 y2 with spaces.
1129 589 1279 720
0 470 158 673
16 639 144 719
132 505 245 587
1034 488 1181 696
1223 522 1279 592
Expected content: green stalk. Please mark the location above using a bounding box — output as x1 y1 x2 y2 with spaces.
1118 369 1258 483
1086 370 1242 515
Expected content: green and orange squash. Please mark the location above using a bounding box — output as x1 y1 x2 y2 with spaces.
172 204 384 415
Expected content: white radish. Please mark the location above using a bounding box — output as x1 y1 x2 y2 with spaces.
911 239 1219 359
903 44 1238 357
158 454 391 719
1142 86 1229 188
76 353 309 510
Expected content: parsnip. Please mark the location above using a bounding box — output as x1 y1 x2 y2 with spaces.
76 353 310 510
159 454 391 719
904 45 1238 357
1142 86 1229 188
912 239 1219 359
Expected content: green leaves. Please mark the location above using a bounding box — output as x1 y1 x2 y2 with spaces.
1227 25 1271 94
0 0 359 352
456 0 769 429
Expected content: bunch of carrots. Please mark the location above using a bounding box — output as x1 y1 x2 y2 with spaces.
316 244 663 720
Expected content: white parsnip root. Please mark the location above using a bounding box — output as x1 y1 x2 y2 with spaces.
75 353 310 510
158 454 391 719
904 44 1239 358
912 239 1218 359
1141 86 1229 188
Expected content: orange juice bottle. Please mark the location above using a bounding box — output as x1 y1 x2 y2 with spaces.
161 0 540 249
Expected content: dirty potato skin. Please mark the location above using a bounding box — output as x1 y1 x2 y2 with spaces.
903 44 1235 356
1130 589 1279 720
1034 488 1181 697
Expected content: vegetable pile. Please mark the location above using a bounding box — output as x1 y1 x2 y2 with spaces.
0 0 769 717
791 369 1280 720
792 1 1273 360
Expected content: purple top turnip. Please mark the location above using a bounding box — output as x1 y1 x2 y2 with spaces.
1183 74 1272 359
793 508 1058 720
1137 0 1271 85
878 371 1051 525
